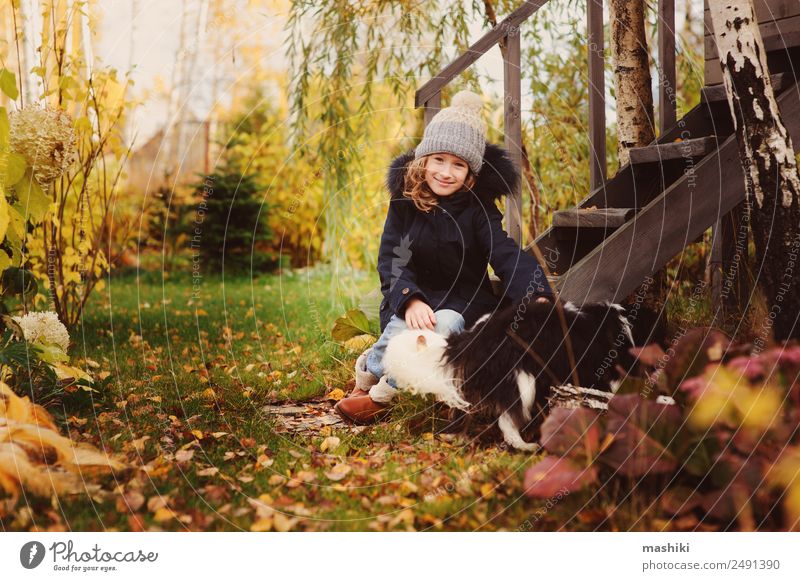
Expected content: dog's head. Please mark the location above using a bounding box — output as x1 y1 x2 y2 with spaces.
383 329 470 410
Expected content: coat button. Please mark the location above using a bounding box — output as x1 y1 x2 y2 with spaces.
402 287 410 295
380 303 386 311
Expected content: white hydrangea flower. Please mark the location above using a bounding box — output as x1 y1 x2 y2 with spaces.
9 104 79 184
11 311 70 353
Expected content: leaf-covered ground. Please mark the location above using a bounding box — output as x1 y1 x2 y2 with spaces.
1 264 668 531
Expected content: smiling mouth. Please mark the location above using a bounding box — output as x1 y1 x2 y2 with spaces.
435 178 455 186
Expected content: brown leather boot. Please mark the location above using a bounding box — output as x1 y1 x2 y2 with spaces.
334 394 390 425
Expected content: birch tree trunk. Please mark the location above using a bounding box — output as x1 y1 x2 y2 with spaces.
610 0 667 316
609 0 655 166
17 0 42 106
708 0 800 341
162 0 190 176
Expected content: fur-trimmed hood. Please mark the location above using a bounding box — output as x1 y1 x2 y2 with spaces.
386 142 520 204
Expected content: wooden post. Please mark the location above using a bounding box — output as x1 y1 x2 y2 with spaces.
658 0 677 134
504 29 523 246
588 0 607 193
423 92 441 128
710 205 749 331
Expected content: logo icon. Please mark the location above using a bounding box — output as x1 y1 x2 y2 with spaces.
20 541 46 569
390 234 413 291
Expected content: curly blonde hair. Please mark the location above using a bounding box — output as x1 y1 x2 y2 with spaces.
402 156 477 213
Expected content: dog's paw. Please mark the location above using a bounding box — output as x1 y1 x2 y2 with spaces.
510 440 541 452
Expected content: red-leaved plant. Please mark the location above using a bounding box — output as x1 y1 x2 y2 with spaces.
524 328 800 531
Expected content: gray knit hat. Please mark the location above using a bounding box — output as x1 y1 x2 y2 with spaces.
414 90 487 174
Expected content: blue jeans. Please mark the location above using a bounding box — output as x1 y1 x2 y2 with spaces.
366 309 465 388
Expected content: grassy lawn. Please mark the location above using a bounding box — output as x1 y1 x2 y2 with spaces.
7 261 640 532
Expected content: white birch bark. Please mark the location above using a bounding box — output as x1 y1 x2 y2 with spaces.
708 0 800 341
609 0 656 166
708 0 800 209
162 0 190 172
18 0 42 105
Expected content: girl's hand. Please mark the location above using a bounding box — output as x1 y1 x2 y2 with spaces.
404 298 437 330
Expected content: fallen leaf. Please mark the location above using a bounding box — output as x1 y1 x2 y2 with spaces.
273 513 297 532
320 436 341 452
325 464 351 481
175 449 194 463
197 467 219 477
250 517 273 532
152 507 176 523
123 490 145 512
325 388 345 401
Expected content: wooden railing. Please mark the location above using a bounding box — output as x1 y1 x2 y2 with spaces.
415 0 679 245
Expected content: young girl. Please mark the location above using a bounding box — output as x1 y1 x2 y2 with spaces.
335 90 553 424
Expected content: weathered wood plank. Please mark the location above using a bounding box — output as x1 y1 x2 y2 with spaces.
504 30 523 246
659 0 677 133
527 101 734 275
629 136 717 164
552 208 637 228
415 0 547 108
702 73 786 102
556 78 800 305
423 92 441 128
588 0 606 192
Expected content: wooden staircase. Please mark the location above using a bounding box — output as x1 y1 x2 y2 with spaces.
415 0 800 307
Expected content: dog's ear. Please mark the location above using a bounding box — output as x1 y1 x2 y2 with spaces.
416 334 428 351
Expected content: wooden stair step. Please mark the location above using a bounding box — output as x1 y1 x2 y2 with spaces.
489 274 561 296
628 136 717 165
702 73 787 103
552 207 637 229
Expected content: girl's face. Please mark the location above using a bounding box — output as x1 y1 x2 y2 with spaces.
424 152 470 197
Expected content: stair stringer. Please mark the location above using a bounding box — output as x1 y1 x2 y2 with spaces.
556 79 800 305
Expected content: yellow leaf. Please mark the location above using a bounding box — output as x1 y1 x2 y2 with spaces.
250 517 273 532
325 388 345 401
0 192 9 243
14 170 50 224
273 513 297 532
325 463 351 482
191 430 204 440
152 507 176 523
320 436 341 452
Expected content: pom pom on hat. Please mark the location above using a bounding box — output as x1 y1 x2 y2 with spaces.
414 90 487 174
450 90 484 113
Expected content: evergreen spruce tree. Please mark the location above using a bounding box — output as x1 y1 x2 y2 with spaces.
189 163 276 275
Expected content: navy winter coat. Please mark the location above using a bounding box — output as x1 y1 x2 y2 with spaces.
377 142 553 333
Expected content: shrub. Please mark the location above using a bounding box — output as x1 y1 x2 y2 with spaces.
185 163 278 275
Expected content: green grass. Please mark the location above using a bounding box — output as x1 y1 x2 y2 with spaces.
5 261 591 532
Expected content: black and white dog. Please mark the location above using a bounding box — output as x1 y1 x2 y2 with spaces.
383 299 639 451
